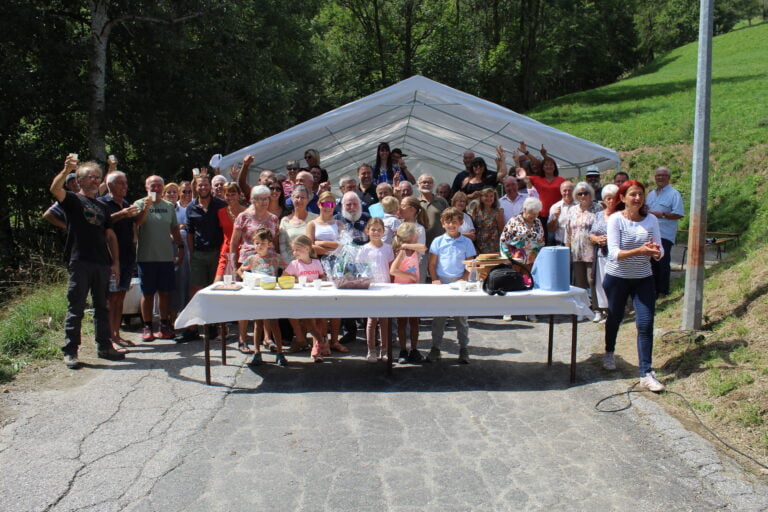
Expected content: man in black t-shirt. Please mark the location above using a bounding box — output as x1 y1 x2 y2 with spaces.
50 155 125 368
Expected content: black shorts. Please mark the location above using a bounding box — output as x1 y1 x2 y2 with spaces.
137 261 176 295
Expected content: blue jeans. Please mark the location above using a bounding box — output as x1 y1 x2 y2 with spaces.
603 274 656 376
651 238 674 296
64 260 111 355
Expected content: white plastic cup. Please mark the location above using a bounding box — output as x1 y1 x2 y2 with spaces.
313 279 322 290
150 191 157 202
298 275 307 286
457 281 467 292
223 275 233 285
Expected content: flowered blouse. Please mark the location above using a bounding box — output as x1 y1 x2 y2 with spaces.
565 203 602 263
472 207 502 254
234 209 279 263
499 214 545 264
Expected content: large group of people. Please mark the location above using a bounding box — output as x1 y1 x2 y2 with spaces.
48 142 684 392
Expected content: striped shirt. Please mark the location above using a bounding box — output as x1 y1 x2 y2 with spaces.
606 212 663 279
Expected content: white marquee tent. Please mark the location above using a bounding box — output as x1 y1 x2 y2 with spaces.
217 75 620 188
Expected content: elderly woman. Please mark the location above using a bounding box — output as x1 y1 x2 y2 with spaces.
230 185 280 352
565 181 602 320
451 191 475 241
589 184 618 324
469 187 505 254
499 197 545 265
279 185 317 265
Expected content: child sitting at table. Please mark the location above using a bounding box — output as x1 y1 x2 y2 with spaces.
389 222 428 364
239 228 287 367
357 218 394 362
427 208 477 364
283 235 328 361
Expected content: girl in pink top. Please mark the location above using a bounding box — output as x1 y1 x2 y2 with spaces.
283 235 328 361
389 222 428 364
358 218 395 362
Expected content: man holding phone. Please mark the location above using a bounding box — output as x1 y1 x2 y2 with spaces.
50 154 124 369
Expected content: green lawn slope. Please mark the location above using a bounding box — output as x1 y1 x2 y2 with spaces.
528 23 768 473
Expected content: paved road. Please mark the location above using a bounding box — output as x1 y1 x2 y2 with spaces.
1 316 766 511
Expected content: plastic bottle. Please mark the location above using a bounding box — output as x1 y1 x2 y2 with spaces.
467 259 478 291
109 273 119 293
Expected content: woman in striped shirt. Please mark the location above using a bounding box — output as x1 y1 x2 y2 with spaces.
603 180 665 392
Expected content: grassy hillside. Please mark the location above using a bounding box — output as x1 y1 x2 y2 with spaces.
528 23 768 471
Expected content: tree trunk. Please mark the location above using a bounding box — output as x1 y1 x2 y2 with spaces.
87 0 111 164
402 0 414 78
372 0 388 86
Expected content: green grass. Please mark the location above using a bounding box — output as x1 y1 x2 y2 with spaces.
0 278 68 382
705 369 754 396
528 22 768 240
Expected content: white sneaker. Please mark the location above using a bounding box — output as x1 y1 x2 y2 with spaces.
502 315 512 321
640 372 665 392
592 311 602 323
366 351 377 363
378 346 388 361
602 352 616 370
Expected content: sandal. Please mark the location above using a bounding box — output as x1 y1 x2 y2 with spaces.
288 340 309 353
114 337 135 347
238 342 253 354
111 343 128 354
311 341 324 362
330 342 349 353
264 340 277 352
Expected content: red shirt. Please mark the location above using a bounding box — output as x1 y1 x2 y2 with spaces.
528 176 565 217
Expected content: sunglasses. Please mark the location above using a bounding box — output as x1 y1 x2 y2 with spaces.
576 192 590 196
287 167 299 171
182 190 192 194
320 201 335 209
269 186 282 191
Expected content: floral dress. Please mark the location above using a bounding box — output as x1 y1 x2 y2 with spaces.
565 203 602 263
499 214 545 264
472 207 502 254
234 209 280 263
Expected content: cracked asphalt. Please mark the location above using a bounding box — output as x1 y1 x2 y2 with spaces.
1 316 767 511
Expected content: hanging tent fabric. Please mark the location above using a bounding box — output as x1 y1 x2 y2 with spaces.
217 75 620 188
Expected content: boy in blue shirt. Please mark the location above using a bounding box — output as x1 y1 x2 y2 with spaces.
427 207 477 364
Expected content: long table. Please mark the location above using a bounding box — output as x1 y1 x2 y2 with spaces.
175 283 592 385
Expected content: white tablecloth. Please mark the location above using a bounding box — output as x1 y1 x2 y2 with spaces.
175 283 591 329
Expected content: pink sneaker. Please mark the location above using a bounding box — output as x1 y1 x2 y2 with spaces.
142 326 155 342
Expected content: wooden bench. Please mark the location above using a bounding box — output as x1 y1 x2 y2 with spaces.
678 231 739 268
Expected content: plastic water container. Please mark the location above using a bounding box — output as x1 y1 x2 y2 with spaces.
532 246 571 291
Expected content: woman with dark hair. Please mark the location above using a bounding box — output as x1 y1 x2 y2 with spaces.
372 142 415 185
602 180 664 392
515 149 564 242
460 146 507 201
264 176 289 218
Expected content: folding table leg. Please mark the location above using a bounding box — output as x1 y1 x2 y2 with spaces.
387 327 393 376
219 323 226 365
570 315 578 384
547 315 554 366
203 326 211 386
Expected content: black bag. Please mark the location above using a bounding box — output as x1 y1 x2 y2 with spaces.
482 260 534 296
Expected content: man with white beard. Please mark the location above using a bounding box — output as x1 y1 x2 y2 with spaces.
334 191 370 246
417 173 448 247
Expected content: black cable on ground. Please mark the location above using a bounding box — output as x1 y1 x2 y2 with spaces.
595 383 768 471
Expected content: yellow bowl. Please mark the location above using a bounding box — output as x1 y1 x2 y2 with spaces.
278 276 295 289
260 280 277 290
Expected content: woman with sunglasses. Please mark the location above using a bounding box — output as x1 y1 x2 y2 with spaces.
565 182 602 320
264 176 290 219
306 192 349 354
459 147 507 201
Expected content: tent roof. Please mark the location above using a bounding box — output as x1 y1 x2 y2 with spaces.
218 75 620 186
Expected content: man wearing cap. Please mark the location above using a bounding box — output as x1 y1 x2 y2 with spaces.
646 166 684 297
50 155 124 368
43 173 81 230
391 148 415 184
585 166 602 201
